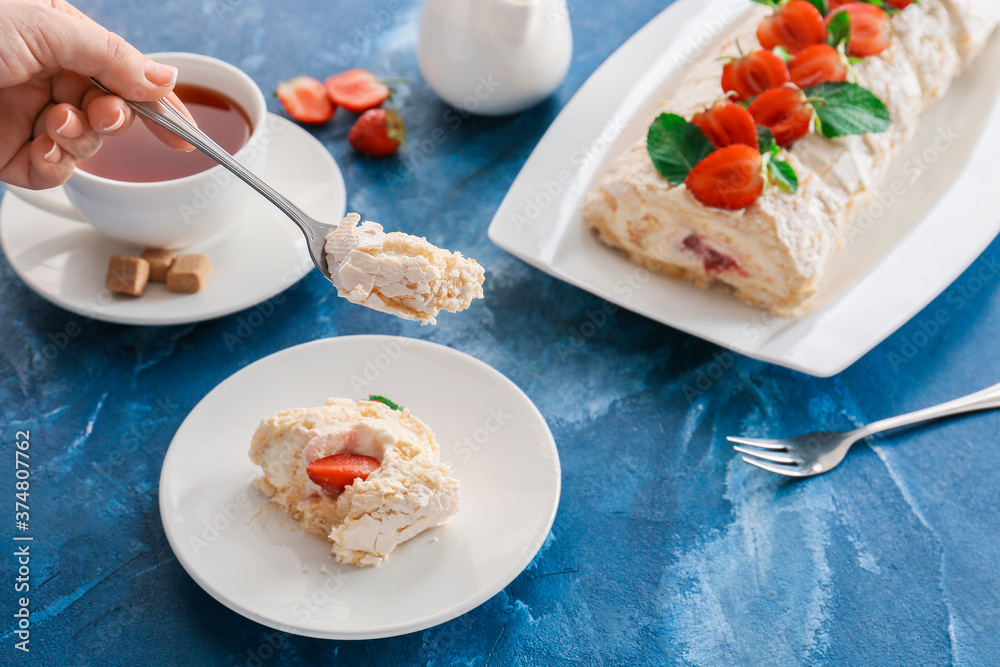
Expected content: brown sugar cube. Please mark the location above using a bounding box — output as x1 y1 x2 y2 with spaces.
106 255 149 296
166 254 211 293
140 248 176 282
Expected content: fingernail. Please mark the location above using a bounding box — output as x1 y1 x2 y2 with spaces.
43 141 61 163
56 109 82 139
102 108 126 132
145 60 178 88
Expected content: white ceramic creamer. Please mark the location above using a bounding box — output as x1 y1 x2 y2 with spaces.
417 0 573 115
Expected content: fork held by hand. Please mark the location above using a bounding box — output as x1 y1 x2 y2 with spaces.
729 380 1000 477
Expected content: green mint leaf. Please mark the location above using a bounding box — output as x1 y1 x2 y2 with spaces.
805 82 891 137
826 10 851 48
646 113 715 186
803 0 827 13
757 126 779 157
368 395 403 411
772 46 793 63
768 159 799 194
750 0 780 6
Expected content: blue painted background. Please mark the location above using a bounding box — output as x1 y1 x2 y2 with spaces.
2 0 999 664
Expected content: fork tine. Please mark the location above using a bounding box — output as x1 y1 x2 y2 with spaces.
725 436 786 450
740 456 811 478
732 445 802 465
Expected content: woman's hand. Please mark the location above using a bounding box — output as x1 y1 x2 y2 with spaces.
0 0 192 189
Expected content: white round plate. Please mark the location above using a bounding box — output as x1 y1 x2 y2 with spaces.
0 113 345 325
159 336 561 639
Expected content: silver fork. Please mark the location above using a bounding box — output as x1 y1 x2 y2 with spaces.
729 381 1000 477
89 78 335 282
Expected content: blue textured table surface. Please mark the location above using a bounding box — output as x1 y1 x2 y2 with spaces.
3 0 1000 665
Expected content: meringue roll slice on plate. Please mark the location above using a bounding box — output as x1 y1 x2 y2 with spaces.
325 213 485 324
583 0 1000 315
249 396 460 567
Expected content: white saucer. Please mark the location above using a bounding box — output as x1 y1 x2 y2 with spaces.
158 336 561 639
0 113 345 326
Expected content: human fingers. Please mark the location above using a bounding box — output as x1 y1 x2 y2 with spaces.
136 92 197 151
4 136 77 189
35 6 177 102
83 89 195 151
44 103 102 161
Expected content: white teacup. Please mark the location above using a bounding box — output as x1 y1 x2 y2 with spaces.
7 52 268 250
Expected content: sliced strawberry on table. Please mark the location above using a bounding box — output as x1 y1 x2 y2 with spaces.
684 144 764 210
307 453 381 495
275 76 335 124
788 44 849 88
748 87 813 147
348 108 406 157
325 69 391 114
721 49 790 102
757 0 827 54
826 3 890 58
692 101 758 149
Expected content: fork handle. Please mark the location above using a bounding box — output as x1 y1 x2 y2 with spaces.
856 381 1000 439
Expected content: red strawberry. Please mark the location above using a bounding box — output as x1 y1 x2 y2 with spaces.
757 0 827 54
325 69 391 114
275 76 335 124
884 0 916 8
348 108 406 157
788 44 849 88
826 3 890 57
748 87 813 147
721 50 790 102
826 0 853 9
685 145 764 210
306 453 381 495
691 101 759 149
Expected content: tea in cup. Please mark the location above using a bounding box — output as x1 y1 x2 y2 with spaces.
7 52 268 249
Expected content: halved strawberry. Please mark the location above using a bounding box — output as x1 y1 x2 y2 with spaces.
826 3 890 57
684 145 764 210
721 50 791 102
788 44 849 88
692 101 759 149
757 0 827 54
348 108 406 157
748 87 813 147
306 453 381 495
325 69 391 114
275 76 335 124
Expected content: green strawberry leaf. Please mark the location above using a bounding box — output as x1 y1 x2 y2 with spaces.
647 113 715 185
750 0 780 7
768 159 799 193
805 81 891 137
804 0 828 14
826 10 851 48
772 46 793 63
368 395 403 411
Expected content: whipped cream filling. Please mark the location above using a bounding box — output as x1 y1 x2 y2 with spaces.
324 213 485 325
